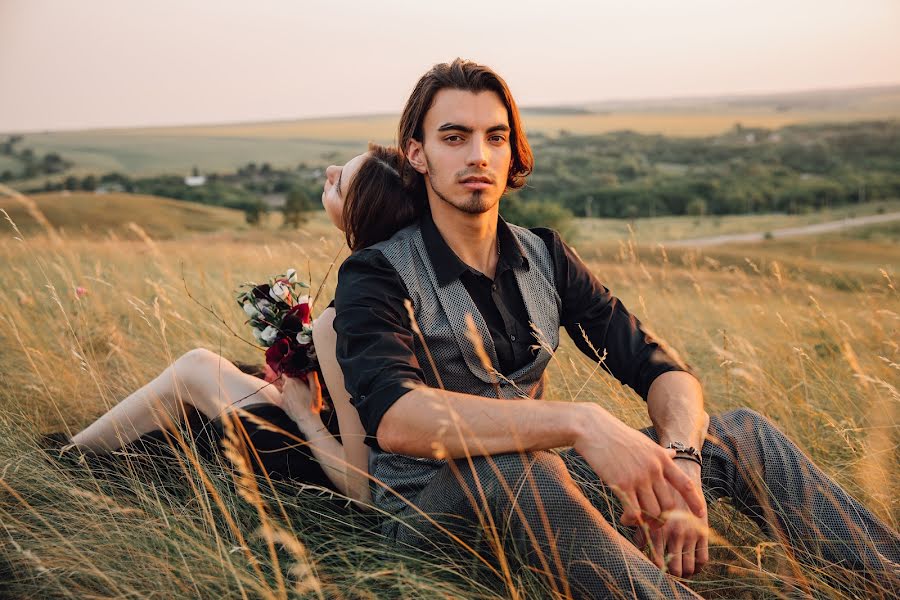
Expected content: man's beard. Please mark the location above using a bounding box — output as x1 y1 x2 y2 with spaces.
425 155 496 215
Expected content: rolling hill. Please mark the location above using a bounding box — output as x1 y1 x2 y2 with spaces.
0 191 247 239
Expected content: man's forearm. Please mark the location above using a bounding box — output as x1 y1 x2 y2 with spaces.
646 371 709 451
376 386 596 459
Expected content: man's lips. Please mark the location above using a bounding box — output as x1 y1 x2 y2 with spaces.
459 176 493 190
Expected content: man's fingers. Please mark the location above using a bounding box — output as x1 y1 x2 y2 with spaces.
618 490 642 526
649 527 666 569
667 537 683 577
663 457 706 518
637 485 662 524
696 529 709 572
681 537 696 577
652 478 676 514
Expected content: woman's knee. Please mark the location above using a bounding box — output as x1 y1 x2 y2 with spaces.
171 348 233 409
175 347 222 371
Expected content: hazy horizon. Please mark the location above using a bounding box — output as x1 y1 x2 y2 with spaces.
2 0 899 133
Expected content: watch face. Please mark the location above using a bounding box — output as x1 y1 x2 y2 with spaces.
671 441 686 451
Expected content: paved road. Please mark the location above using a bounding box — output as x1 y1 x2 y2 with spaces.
663 211 900 248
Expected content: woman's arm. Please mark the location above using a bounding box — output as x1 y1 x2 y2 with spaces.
312 308 371 504
274 374 357 498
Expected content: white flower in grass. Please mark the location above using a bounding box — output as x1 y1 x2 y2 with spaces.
270 281 291 303
261 325 279 345
242 302 258 318
286 268 297 283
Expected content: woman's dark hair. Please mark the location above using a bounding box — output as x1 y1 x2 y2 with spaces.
397 58 534 193
342 143 420 251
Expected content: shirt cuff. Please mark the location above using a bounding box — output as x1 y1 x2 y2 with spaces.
640 362 697 401
351 379 420 450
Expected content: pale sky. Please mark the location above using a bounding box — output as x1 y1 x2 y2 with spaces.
1 0 898 133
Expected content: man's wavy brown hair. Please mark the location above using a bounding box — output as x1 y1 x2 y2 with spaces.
397 58 534 197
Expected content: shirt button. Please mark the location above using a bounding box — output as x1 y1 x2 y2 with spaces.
510 335 517 342
491 284 497 291
359 395 366 401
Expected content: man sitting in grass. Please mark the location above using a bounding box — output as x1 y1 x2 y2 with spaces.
334 58 899 599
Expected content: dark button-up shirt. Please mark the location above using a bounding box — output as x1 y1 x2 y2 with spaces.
334 210 691 449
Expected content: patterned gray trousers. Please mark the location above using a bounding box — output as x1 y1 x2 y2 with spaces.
384 409 900 599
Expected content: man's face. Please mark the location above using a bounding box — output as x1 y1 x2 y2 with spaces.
408 89 512 215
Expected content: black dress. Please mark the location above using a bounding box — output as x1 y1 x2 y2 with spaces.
118 301 342 492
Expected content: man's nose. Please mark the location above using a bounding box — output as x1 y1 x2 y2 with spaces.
325 165 340 182
466 139 489 167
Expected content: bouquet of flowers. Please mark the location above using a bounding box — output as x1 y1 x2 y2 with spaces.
235 268 317 381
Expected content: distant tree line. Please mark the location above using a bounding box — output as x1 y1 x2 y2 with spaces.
517 120 900 219
12 120 900 228
0 135 72 181
23 160 321 227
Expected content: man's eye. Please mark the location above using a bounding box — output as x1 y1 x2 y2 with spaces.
444 135 462 142
490 135 507 143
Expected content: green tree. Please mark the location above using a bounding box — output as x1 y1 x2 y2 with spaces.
686 197 707 218
500 196 574 238
244 199 266 226
283 186 314 229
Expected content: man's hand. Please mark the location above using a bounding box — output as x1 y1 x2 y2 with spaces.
573 404 706 528
634 461 709 577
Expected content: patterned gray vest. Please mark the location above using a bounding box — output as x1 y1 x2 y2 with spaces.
366 221 561 515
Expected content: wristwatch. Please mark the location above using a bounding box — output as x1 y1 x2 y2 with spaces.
665 441 702 467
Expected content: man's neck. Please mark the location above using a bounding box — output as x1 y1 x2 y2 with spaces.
428 196 500 280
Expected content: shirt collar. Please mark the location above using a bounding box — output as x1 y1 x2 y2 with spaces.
420 209 529 287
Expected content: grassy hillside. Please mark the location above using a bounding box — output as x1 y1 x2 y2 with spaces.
0 203 896 598
0 191 247 239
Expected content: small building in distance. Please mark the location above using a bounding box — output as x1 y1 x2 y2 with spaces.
184 174 206 187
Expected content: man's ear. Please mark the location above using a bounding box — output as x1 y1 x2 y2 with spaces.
406 139 428 175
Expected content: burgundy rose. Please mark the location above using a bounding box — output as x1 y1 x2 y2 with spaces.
264 337 312 380
280 302 312 337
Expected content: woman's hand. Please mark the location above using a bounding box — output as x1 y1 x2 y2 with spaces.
263 364 285 392
274 373 324 431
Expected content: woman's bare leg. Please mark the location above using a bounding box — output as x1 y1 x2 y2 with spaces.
70 348 280 453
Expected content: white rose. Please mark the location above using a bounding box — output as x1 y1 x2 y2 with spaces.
261 325 279 345
296 331 312 345
269 281 291 302
242 302 258 318
252 328 265 343
286 268 297 283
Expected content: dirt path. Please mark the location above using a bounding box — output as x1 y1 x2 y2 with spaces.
664 211 900 247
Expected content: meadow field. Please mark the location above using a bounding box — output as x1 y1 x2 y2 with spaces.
0 188 897 599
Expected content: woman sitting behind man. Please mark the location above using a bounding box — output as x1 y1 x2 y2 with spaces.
61 144 420 504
